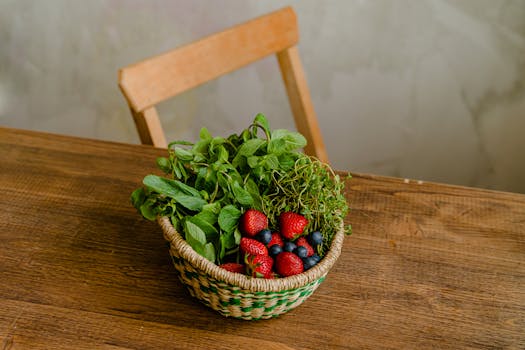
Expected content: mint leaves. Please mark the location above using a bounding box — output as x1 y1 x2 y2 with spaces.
131 114 306 264
132 113 350 264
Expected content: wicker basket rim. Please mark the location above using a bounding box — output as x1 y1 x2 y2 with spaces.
158 216 345 292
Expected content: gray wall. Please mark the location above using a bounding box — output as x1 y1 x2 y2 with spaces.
1 0 524 193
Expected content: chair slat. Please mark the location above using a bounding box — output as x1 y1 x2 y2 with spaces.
119 6 329 162
119 7 298 112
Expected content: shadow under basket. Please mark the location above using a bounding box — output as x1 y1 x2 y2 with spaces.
158 216 345 320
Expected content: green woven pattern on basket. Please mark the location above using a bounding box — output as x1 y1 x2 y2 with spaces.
169 249 326 320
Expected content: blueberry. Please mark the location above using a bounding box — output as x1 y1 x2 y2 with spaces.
308 231 323 246
302 256 318 270
268 244 283 257
255 229 272 245
294 246 308 258
311 254 321 263
283 241 297 253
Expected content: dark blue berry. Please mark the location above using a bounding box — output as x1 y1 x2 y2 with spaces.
283 241 297 253
308 231 323 246
255 229 272 245
311 254 321 263
268 244 282 257
294 246 308 258
302 256 318 270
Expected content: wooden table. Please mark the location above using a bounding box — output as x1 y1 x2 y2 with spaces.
1 127 524 349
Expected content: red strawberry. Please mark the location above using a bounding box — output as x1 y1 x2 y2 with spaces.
219 262 245 274
239 209 268 237
268 232 284 247
275 252 304 277
296 237 314 257
279 212 309 240
240 237 268 256
245 254 274 278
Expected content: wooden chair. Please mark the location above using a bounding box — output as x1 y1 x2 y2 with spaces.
118 6 328 163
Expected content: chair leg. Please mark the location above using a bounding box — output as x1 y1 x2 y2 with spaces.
130 107 168 148
276 46 329 164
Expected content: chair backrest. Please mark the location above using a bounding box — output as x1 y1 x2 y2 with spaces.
118 6 328 163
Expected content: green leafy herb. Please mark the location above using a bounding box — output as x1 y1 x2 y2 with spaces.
131 113 350 264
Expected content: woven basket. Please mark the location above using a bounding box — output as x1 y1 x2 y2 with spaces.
158 216 345 320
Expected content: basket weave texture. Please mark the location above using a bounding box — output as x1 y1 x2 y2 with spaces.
158 216 345 320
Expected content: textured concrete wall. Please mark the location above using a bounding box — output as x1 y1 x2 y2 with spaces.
1 0 524 193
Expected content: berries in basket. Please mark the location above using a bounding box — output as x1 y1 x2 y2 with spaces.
131 114 351 319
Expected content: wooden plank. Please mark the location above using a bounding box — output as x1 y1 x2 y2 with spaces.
119 7 298 112
1 127 524 349
0 299 295 350
129 107 167 148
277 46 329 164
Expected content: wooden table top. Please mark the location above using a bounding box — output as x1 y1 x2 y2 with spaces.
1 126 524 349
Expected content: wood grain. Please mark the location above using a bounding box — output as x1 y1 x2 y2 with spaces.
1 127 524 349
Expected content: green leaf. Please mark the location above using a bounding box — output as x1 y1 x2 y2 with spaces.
173 164 182 179
245 179 263 211
231 182 253 206
267 138 286 154
216 172 230 192
217 145 229 163
194 210 218 226
193 138 211 154
168 140 193 148
254 113 270 132
284 131 307 150
209 137 226 155
170 215 181 232
143 175 206 211
241 129 251 142
220 230 236 250
185 221 207 247
156 157 171 173
237 138 266 156
262 154 280 170
130 188 146 210
174 195 207 211
199 127 212 141
268 129 307 153
278 153 297 170
139 201 157 221
193 153 206 163
143 175 200 197
202 202 221 214
195 167 217 193
202 242 216 262
234 228 242 245
171 178 202 198
247 155 259 168
174 147 193 161
187 216 218 241
218 205 241 233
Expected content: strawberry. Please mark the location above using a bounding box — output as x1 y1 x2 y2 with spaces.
295 237 314 257
279 212 309 240
219 262 245 274
240 237 268 256
239 209 268 237
245 254 274 278
268 232 284 248
275 252 304 277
